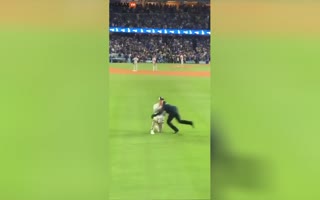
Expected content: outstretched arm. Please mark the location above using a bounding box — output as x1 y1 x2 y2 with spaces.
151 108 164 119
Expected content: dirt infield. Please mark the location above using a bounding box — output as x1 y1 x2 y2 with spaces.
109 67 210 77
169 64 210 69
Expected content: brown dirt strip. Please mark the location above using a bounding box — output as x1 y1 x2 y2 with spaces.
109 67 210 77
170 64 210 68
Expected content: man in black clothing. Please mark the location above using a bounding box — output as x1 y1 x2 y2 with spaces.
151 100 194 134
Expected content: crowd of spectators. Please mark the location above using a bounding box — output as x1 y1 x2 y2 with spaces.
110 3 210 29
109 2 210 63
110 33 210 63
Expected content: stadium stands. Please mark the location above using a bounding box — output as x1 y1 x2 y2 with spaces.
110 3 210 29
110 33 210 63
109 2 210 63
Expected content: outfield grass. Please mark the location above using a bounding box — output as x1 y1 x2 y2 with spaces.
0 30 109 200
212 36 320 200
2 29 320 200
109 63 211 200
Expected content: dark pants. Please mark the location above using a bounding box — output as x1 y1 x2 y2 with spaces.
167 111 192 132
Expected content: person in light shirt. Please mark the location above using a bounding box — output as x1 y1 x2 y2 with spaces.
180 54 184 65
152 55 157 71
151 100 194 134
150 97 166 135
132 55 139 71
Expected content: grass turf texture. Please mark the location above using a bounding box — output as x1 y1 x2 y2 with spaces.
109 63 211 200
212 36 320 200
2 29 320 200
0 30 108 200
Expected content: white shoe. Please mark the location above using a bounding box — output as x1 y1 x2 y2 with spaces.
150 130 155 135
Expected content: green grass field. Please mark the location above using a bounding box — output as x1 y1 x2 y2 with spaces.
2 18 320 200
109 63 211 200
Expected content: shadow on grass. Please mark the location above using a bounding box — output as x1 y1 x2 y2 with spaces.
211 119 272 199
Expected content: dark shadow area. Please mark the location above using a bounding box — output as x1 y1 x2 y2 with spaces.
211 117 271 200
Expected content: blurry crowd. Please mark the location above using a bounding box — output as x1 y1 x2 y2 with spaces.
109 2 210 63
110 33 210 63
110 3 210 29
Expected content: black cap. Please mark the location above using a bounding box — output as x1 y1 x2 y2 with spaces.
159 97 164 100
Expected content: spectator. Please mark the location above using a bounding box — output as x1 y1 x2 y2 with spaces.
110 33 210 63
110 2 210 29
